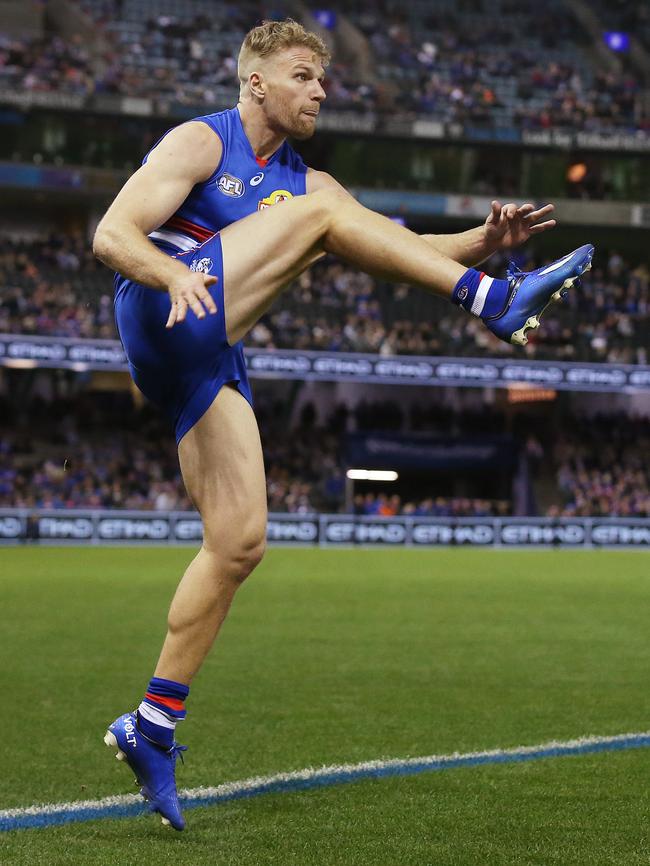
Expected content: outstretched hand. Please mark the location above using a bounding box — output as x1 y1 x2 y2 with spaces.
166 272 218 329
484 200 556 251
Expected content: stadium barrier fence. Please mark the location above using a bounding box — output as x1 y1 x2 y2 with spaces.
1 509 649 548
2 335 650 393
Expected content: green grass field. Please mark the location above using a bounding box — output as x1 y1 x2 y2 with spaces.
2 547 650 865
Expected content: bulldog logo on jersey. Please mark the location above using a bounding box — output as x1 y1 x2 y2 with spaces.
190 257 213 274
217 173 244 197
258 189 293 210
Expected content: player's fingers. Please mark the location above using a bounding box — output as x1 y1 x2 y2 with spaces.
174 297 188 323
204 275 218 287
165 302 177 329
187 296 207 320
525 203 555 221
528 219 557 234
197 287 217 315
504 203 517 219
497 204 509 226
516 203 535 216
489 199 501 221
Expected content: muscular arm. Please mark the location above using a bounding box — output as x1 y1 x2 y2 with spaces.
306 170 554 268
93 122 223 325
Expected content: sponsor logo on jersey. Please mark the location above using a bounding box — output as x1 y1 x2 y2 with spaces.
258 189 293 210
190 257 213 274
250 172 264 186
217 173 244 197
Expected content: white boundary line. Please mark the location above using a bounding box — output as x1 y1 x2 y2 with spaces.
2 730 650 830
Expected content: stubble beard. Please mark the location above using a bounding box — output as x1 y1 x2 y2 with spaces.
291 119 317 140
272 100 317 140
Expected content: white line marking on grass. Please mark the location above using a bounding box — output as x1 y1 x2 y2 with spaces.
3 730 650 832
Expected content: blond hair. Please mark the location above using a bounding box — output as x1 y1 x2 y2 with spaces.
238 19 330 91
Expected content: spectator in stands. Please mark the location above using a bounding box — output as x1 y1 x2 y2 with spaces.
3 1 647 133
1 234 649 365
4 393 650 517
550 414 650 517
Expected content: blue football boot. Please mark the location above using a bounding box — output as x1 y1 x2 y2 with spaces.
104 712 187 830
484 244 594 346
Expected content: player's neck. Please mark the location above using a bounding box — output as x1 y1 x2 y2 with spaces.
237 102 286 161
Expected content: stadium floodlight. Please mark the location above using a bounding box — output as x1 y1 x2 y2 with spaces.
312 9 337 29
346 469 399 481
603 31 630 52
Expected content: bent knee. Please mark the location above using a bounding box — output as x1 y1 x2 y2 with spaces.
204 523 266 582
233 533 266 581
307 187 351 223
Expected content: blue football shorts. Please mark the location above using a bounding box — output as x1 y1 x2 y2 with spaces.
114 233 253 444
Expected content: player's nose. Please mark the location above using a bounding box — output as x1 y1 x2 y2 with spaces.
312 80 326 101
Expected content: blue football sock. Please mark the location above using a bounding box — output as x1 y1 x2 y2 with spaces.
136 677 189 748
452 268 510 318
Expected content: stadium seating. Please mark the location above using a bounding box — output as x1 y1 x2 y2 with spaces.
341 0 643 132
3 390 649 516
0 391 512 514
0 33 95 94
2 235 648 365
1 0 647 133
549 413 650 517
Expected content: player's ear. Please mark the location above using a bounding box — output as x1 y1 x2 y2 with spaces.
249 71 266 101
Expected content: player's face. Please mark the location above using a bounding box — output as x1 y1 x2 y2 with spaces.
263 47 326 140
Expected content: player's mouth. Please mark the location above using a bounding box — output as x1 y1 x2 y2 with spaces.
302 110 319 117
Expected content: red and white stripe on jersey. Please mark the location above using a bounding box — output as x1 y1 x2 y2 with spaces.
148 215 215 251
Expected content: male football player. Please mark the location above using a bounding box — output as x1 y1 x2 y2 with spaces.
93 19 593 829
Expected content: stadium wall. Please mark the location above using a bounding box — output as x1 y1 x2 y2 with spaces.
2 336 649 394
2 509 649 549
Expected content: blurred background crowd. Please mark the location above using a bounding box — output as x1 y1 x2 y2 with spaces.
1 0 647 134
1 232 648 365
2 389 649 518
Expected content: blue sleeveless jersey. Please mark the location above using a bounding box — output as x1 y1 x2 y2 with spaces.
146 106 308 252
114 106 308 443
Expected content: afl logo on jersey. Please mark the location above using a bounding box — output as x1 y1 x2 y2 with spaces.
258 189 293 210
217 173 244 197
250 172 264 186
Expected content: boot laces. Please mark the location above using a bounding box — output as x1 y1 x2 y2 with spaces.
167 743 188 764
506 261 525 282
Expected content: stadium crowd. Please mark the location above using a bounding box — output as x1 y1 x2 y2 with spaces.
0 33 95 96
1 234 648 365
548 414 650 518
1 0 647 134
345 0 647 133
0 232 114 341
351 493 509 517
0 9 371 113
0 392 510 516
3 389 649 518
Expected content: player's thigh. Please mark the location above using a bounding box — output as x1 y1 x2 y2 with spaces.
220 188 346 343
178 384 267 554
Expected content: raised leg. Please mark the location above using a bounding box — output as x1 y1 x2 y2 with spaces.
154 384 267 684
220 187 466 344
